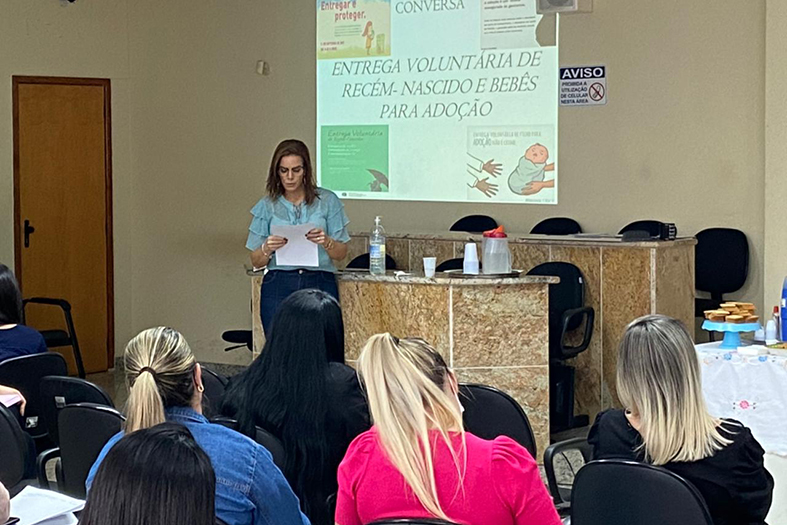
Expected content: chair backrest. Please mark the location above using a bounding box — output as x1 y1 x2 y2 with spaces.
459 383 536 457
210 417 287 471
527 261 585 329
449 215 498 233
201 367 229 418
618 220 663 236
39 376 114 446
57 403 124 498
0 352 68 438
434 258 464 273
345 253 398 270
695 228 749 297
0 403 32 490
531 217 582 236
571 460 713 525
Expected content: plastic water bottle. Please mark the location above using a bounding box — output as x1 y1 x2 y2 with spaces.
369 216 386 275
781 277 787 341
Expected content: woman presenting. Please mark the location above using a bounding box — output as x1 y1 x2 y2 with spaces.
247 139 349 334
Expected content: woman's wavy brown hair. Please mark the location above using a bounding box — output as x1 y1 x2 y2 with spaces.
265 139 317 205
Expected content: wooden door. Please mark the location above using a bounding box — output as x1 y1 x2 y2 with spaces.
13 77 113 374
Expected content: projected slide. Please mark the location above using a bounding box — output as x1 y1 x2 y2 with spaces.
316 0 558 204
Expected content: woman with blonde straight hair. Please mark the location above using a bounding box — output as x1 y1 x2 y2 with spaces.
86 327 309 525
588 315 773 525
335 333 561 525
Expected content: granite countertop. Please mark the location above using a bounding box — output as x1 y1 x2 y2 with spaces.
348 231 697 248
337 270 559 286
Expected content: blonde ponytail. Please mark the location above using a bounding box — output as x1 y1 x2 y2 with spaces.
357 333 465 521
124 327 196 433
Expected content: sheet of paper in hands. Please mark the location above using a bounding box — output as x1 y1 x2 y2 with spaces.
10 486 84 525
270 223 319 267
0 393 23 408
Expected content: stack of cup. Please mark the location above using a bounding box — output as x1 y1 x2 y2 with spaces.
423 257 437 278
463 243 479 275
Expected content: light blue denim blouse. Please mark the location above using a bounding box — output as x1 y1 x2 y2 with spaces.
86 407 310 525
245 188 350 272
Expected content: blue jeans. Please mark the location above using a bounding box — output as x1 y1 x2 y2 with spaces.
260 269 339 335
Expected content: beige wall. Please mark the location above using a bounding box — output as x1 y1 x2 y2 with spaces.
0 0 136 352
765 0 787 313
0 0 774 365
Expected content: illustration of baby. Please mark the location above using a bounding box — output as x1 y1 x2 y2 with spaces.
507 143 555 196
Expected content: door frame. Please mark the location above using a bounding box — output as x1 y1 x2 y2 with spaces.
12 76 115 365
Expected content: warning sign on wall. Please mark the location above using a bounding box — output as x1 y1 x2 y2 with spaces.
559 66 607 106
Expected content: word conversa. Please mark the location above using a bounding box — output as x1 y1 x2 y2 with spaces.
396 0 465 14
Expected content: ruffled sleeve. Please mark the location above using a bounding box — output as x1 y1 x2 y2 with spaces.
245 198 271 251
491 436 562 525
321 189 351 243
335 430 377 525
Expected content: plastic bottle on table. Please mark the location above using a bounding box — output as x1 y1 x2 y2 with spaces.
781 277 787 341
369 216 386 275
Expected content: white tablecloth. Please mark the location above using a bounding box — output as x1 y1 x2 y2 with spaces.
697 342 787 524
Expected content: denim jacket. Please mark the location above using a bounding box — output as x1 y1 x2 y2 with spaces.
86 407 310 525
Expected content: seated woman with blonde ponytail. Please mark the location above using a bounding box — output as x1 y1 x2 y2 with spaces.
85 327 309 525
335 334 561 525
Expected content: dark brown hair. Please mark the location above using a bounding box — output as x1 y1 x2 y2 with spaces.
265 139 318 205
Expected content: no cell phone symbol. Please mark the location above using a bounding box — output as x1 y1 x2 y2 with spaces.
589 82 605 101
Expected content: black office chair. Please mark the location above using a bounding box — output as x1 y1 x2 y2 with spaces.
0 352 68 440
345 253 398 270
449 215 498 233
459 383 537 457
37 403 124 498
0 403 36 495
435 258 463 272
210 417 287 471
202 367 229 418
527 262 594 432
22 297 86 378
531 217 582 236
618 220 663 237
543 437 593 507
39 376 114 445
571 460 713 525
222 330 253 352
370 521 460 525
694 228 749 321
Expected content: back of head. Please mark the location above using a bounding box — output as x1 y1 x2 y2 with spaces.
124 327 196 433
617 315 730 464
80 422 215 525
357 333 464 521
235 289 342 520
0 264 22 325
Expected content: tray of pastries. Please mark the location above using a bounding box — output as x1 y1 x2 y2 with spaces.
703 302 759 324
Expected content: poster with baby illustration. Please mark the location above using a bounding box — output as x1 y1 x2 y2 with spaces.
317 0 391 59
466 125 557 204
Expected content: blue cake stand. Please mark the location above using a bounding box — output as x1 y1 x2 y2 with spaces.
702 320 761 349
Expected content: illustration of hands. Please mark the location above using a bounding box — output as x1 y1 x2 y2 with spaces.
481 159 502 177
470 177 499 198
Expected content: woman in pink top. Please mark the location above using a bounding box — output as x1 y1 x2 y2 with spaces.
335 334 561 525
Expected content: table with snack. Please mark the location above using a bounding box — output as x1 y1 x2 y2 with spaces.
696 305 787 524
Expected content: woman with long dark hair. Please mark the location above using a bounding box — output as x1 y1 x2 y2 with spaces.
80 423 215 525
222 289 369 525
246 139 350 335
0 263 47 364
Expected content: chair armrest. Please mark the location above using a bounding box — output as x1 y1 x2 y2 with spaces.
544 438 593 505
23 297 72 311
36 447 60 489
559 307 595 359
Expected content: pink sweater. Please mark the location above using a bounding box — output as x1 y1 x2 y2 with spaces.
336 428 562 525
